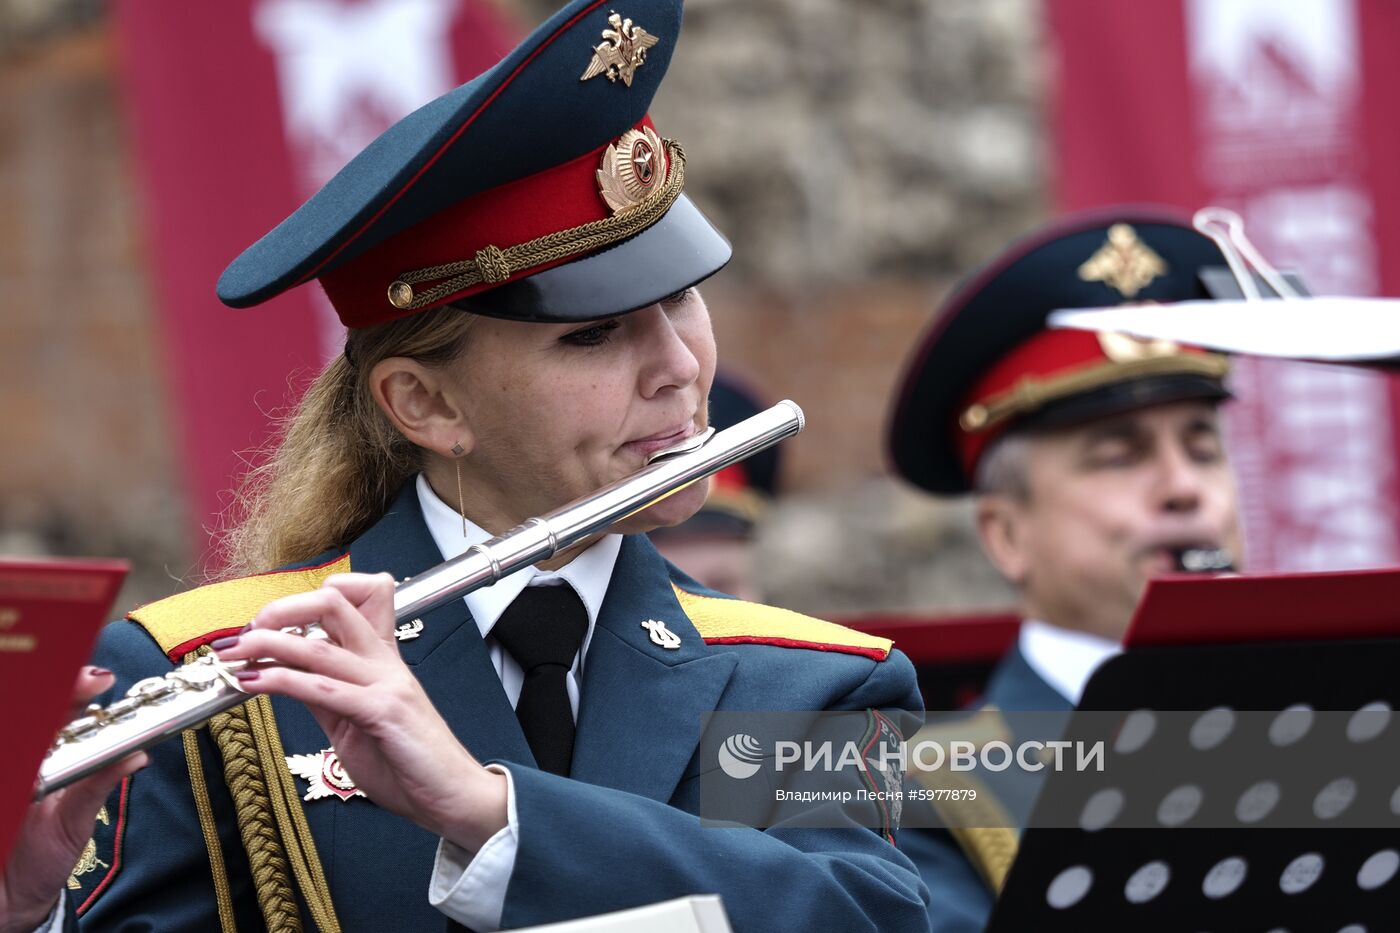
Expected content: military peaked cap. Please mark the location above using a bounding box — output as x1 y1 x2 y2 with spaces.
889 206 1234 495
218 0 730 326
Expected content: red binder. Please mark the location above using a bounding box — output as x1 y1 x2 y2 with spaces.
0 557 128 872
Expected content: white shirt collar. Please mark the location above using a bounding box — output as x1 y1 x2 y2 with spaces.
1017 619 1122 706
415 474 622 661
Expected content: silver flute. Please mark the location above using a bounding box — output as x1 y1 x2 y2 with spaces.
36 400 805 798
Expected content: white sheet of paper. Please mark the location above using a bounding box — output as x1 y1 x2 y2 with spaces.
1049 297 1400 362
511 896 732 933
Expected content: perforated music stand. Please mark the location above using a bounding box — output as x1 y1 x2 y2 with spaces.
986 569 1400 932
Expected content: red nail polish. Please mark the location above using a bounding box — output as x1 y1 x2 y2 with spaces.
235 670 261 682
211 635 241 651
239 622 254 633
88 666 112 677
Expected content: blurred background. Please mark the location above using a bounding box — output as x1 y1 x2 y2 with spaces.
4 0 1400 621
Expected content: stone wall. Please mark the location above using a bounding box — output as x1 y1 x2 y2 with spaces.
0 27 189 613
519 0 1048 286
0 0 100 58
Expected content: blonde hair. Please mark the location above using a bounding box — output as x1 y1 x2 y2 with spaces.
219 305 478 578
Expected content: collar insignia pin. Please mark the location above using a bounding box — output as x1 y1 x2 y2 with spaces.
394 618 424 642
1077 223 1168 298
286 748 367 803
641 619 681 650
580 12 659 87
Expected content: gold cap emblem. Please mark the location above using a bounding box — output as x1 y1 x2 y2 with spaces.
597 126 665 214
1077 223 1168 298
1097 330 1181 362
580 12 659 87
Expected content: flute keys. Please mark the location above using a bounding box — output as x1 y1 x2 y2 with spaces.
103 696 145 722
57 709 104 745
176 656 228 689
128 675 176 700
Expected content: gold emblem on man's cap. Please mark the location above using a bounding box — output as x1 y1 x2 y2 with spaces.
1078 223 1168 298
597 126 665 214
580 12 659 87
1097 330 1181 362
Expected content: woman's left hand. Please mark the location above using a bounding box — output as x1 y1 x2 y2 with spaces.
214 573 508 852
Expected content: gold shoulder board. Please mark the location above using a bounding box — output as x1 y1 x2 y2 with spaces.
129 554 352 661
672 584 892 661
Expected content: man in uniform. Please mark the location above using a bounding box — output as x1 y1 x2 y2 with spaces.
886 207 1247 931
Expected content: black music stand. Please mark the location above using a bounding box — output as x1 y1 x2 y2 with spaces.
986 569 1400 932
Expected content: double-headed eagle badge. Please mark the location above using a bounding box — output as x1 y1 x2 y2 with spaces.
1077 223 1168 298
581 12 659 87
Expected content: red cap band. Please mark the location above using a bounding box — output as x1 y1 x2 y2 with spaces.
954 328 1223 477
320 117 660 328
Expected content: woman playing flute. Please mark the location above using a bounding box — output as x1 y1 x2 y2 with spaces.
2 2 925 930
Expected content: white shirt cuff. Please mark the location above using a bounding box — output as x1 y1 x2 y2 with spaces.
428 764 519 932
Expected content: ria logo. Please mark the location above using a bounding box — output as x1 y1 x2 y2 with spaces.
718 733 765 780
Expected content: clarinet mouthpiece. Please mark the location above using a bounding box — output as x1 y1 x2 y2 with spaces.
1173 547 1235 574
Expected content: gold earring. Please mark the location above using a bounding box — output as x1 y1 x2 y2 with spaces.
451 443 467 537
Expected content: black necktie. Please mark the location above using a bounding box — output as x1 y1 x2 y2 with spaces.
491 584 589 776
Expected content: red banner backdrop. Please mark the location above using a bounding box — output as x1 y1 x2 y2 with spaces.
1046 0 1400 571
111 0 517 564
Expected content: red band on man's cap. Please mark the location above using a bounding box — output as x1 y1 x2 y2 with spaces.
954 329 1221 478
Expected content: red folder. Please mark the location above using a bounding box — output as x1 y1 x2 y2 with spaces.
1125 566 1400 648
0 557 128 872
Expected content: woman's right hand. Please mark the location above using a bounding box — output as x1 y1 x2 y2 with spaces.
0 667 147 933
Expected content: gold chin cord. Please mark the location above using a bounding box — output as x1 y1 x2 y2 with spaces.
35 400 805 799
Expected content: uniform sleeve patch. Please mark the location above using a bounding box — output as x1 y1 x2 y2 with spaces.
71 775 130 915
672 584 892 661
129 553 352 660
858 710 905 843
